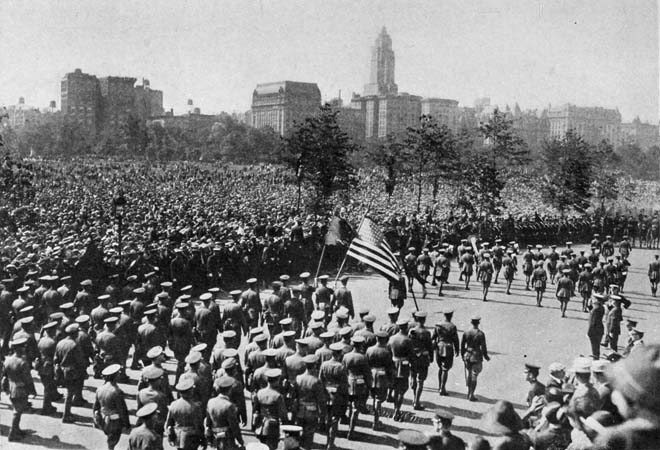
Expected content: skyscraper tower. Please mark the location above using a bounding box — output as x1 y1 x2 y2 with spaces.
364 27 398 96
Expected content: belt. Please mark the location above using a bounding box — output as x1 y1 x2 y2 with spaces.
176 426 196 432
212 427 228 434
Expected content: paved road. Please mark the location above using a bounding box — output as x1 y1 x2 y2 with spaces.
2 245 659 449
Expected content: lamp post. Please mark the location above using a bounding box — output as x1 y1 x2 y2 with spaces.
112 191 127 276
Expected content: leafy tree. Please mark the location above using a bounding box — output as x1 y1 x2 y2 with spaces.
404 115 459 211
370 134 406 198
119 115 149 157
542 130 594 212
284 104 357 211
479 108 529 170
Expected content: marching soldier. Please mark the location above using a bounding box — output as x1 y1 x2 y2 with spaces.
283 338 308 418
492 239 505 284
169 302 195 383
196 292 222 354
36 321 60 415
252 368 288 450
137 365 169 436
502 250 516 295
319 342 349 450
294 354 327 450
366 330 393 430
532 261 548 307
284 285 306 338
205 376 245 450
556 269 574 318
409 311 432 410
521 245 534 290
128 403 163 450
95 316 122 378
434 250 451 296
2 337 36 441
388 319 415 420
264 281 285 336
587 294 606 360
416 248 432 298
606 295 624 351
460 316 490 402
459 248 475 290
578 263 594 312
477 253 494 302
546 245 559 284
333 276 354 319
343 335 371 439
433 309 460 396
54 323 87 423
648 254 660 296
93 364 130 450
166 378 204 450
313 275 334 317
241 278 262 329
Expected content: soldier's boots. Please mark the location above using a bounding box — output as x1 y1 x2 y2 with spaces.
347 410 359 440
413 383 424 410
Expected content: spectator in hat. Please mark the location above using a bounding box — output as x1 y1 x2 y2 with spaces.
521 363 546 427
2 337 36 441
481 400 531 450
93 364 130 450
525 402 571 450
569 358 602 419
594 344 660 450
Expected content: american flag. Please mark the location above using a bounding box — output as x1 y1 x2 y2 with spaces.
347 216 402 281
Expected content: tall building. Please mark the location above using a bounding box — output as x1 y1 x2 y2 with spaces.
5 97 42 129
619 117 659 149
251 81 321 136
421 98 460 131
364 27 398 96
548 104 621 144
61 68 102 133
99 76 137 128
134 79 164 119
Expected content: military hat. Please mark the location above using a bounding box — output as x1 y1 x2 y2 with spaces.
42 321 58 331
198 293 212 302
351 335 365 344
279 275 290 281
10 336 28 347
291 285 302 293
49 312 64 321
38 275 50 282
610 295 622 302
119 300 132 307
215 376 234 390
626 319 638 327
320 331 335 340
592 293 605 302
262 348 278 357
281 424 303 436
191 343 207 353
221 357 237 370
176 378 194 392
526 244 533 249
294 338 309 346
573 357 593 374
398 430 430 448
266 368 282 379
127 275 138 282
109 307 123 315
250 327 264 336
584 263 592 268
387 307 400 315
471 315 481 322
442 308 454 315
98 294 111 301
80 279 92 287
482 253 491 258
303 354 319 365
311 310 325 321
65 323 79 334
283 330 296 339
461 239 468 243
102 364 121 377
524 363 541 374
363 314 376 323
339 326 353 336
160 281 173 288
246 278 258 284
309 321 324 330
591 360 609 373
279 317 293 326
180 285 193 293
18 316 33 325
358 307 370 316
176 302 189 309
133 287 145 295
396 318 408 327
271 281 283 288
254 333 268 343
19 305 34 314
136 402 158 418
375 330 389 339
60 302 74 310
143 365 165 380
75 314 90 324
144 272 156 279
299 272 311 279
222 330 237 339
329 342 344 352
104 316 119 324
495 238 502 243
605 235 612 239
318 275 329 281
434 408 455 421
146 346 164 359
413 311 427 318
335 310 349 320
562 268 571 274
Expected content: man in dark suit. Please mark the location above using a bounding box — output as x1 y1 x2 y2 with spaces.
587 293 606 360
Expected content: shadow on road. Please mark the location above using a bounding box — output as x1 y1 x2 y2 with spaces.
0 424 89 449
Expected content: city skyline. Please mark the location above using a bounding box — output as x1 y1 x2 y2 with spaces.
1 0 658 122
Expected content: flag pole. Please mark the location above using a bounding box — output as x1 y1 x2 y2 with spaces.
409 284 420 311
333 197 375 288
314 244 327 283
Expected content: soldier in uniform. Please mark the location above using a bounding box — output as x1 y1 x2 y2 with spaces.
93 364 130 450
578 263 594 312
606 295 624 351
492 239 505 284
137 365 169 436
166 378 204 450
521 245 535 290
556 269 574 318
409 311 432 410
241 278 262 329
284 285 306 338
532 261 548 307
169 302 195 383
588 294 606 360
333 276 354 319
252 368 288 450
315 331 335 364
294 354 327 450
2 337 36 441
54 323 87 423
398 430 430 450
223 290 248 345
36 321 60 415
433 250 451 297
343 335 371 439
428 409 466 450
460 248 475 290
477 253 494 302
433 309 460 396
205 376 245 450
313 275 333 318
460 316 490 401
416 248 432 298
136 309 166 368
196 292 222 354
388 319 415 420
648 254 660 296
365 330 393 430
128 403 163 450
299 272 315 324
320 342 349 450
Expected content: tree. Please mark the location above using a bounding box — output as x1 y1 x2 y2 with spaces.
404 115 459 211
284 104 357 211
542 130 594 213
370 134 406 198
478 108 529 170
119 115 149 157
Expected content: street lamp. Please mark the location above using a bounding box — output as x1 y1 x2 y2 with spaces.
112 191 127 276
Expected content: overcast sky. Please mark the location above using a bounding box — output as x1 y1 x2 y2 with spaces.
1 0 658 122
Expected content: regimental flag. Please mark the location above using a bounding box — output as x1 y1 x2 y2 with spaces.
325 215 354 246
347 216 402 282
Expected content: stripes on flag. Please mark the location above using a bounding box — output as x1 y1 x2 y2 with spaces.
347 217 402 282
